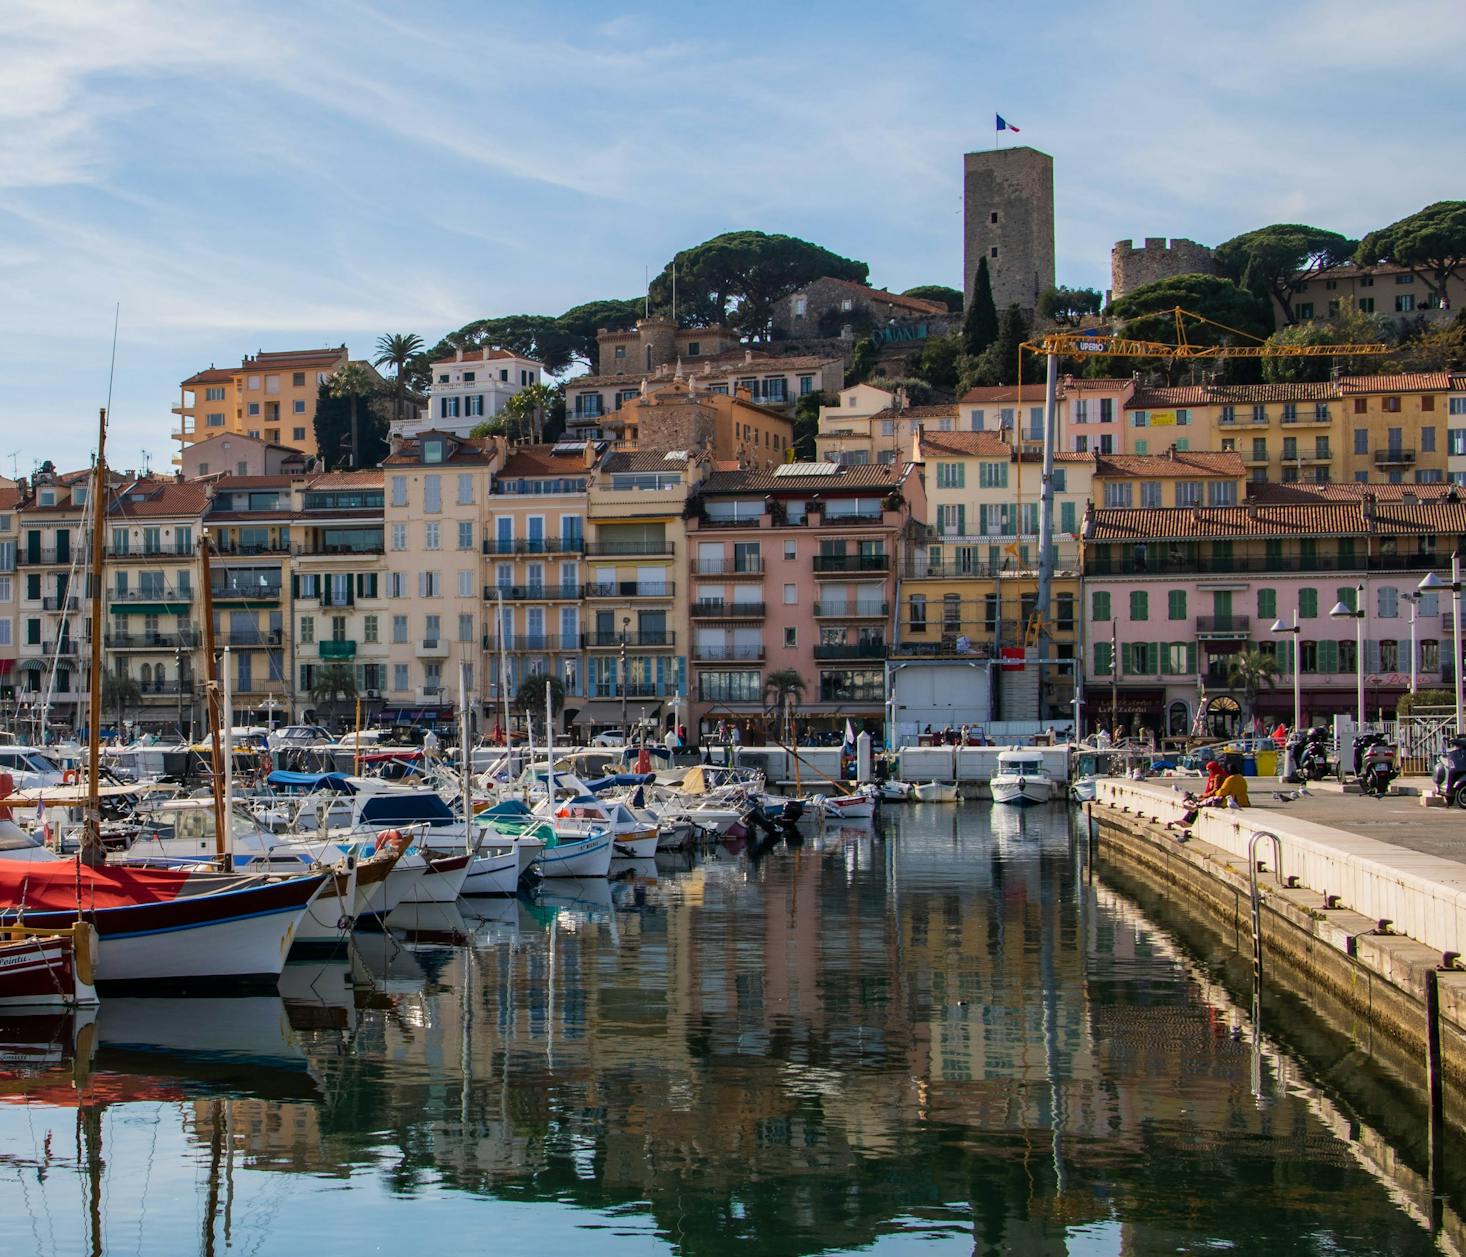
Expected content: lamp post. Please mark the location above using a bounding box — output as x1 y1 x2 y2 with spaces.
1402 591 1421 697
1269 609 1301 734
1418 555 1464 732
1328 583 1366 733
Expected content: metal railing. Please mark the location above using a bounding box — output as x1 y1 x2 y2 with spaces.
482 583 584 601
582 541 671 557
813 641 887 660
812 554 888 574
1195 615 1252 636
481 537 586 556
581 632 675 648
109 587 193 602
1373 448 1416 466
692 645 765 661
691 600 765 618
585 581 675 598
813 601 889 617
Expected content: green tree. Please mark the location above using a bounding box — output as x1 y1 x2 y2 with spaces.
373 332 424 428
308 664 357 718
321 363 385 470
963 255 999 355
515 672 565 717
425 315 577 376
792 390 826 460
848 337 878 385
1108 273 1273 384
1214 224 1357 325
763 668 806 739
102 670 141 736
907 332 963 394
1391 318 1466 372
650 231 868 338
554 299 644 372
504 382 555 443
1261 300 1393 382
1226 648 1279 725
901 284 963 313
1036 285 1102 326
972 304 1041 387
469 418 508 440
1356 201 1466 308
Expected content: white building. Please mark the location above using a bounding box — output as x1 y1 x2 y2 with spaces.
396 347 544 440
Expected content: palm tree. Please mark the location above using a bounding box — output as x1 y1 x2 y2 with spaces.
373 333 424 429
309 664 358 723
504 382 554 443
1226 648 1279 726
102 670 141 738
327 362 377 470
764 668 806 742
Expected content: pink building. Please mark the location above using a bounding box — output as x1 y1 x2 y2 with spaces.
685 462 925 740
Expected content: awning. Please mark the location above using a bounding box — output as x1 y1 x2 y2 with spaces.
17 658 45 672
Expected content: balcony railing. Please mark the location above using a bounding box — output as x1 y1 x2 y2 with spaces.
813 641 888 660
211 584 282 601
110 587 193 603
587 683 679 700
135 681 193 696
691 600 765 619
481 537 586 556
41 595 80 612
293 543 385 556
585 581 674 598
693 514 765 530
106 630 200 649
219 629 281 647
690 558 764 576
482 583 584 601
319 640 357 660
211 541 289 556
815 509 886 525
581 632 675 648
26 548 85 566
692 645 765 662
1374 448 1416 466
1086 552 1440 576
812 554 888 574
1195 615 1252 637
813 601 889 618
1280 410 1331 425
583 541 672 557
480 635 576 653
107 546 193 559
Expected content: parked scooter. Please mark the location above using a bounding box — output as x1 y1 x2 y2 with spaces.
1285 726 1334 783
1353 732 1398 797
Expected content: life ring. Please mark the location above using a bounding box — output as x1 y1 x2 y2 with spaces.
379 828 410 852
556 807 569 818
62 770 80 785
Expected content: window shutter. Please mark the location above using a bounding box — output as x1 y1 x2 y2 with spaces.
1186 642 1198 675
1364 639 1380 673
1257 588 1276 620
1093 591 1110 621
1094 641 1112 676
1146 642 1160 674
290 574 299 598
1320 639 1339 672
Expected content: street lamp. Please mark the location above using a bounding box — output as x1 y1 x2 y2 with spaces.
1328 583 1366 733
1418 555 1464 732
1269 609 1301 734
1401 591 1421 696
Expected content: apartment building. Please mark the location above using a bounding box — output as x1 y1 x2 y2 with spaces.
0 485 17 710
957 379 1135 456
598 382 793 470
1081 485 1464 742
1281 262 1466 326
382 432 503 726
1092 450 1246 509
105 480 207 734
180 432 310 480
816 397 953 466
172 346 369 462
398 347 544 440
1451 374 1466 485
291 471 388 722
202 476 293 725
685 461 923 740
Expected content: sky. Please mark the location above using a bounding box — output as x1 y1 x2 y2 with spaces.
2 0 1463 475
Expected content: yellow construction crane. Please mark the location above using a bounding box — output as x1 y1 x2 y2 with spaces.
1011 306 1391 647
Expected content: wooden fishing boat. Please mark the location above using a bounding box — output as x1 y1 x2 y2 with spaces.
0 922 99 1008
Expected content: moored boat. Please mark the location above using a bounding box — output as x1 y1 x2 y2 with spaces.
990 749 1055 805
912 781 960 803
0 923 99 1008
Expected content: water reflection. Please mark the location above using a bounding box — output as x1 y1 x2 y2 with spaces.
0 805 1455 1255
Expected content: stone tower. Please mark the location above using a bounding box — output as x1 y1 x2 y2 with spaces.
963 147 1055 316
1110 238 1218 301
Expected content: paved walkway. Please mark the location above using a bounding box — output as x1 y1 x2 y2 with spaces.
1172 775 1466 865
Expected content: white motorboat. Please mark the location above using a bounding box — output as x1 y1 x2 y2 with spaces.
990 749 1055 805
816 786 878 822
535 829 614 878
912 781 960 803
875 780 914 802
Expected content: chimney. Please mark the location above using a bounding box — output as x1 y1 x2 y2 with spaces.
744 349 753 364
1246 499 1258 521
1361 492 1376 523
455 347 463 362
583 441 597 470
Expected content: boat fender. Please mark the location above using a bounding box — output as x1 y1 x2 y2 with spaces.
63 769 80 785
1018 777 1027 792
336 915 355 932
74 923 98 988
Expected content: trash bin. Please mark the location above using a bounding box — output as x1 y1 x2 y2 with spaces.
1255 749 1277 776
1241 754 1257 777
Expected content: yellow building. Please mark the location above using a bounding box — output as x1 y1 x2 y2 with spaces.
173 346 369 462
604 382 793 471
1091 450 1247 509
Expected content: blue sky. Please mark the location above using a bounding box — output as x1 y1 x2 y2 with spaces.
2 0 1462 475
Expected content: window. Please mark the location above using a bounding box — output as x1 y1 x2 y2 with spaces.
989 246 999 259
458 520 473 550
1094 640 1113 676
1092 591 1111 622
784 540 796 559
458 569 473 597
459 613 474 642
1168 589 1187 620
391 523 407 550
1175 481 1203 508
783 584 797 605
1383 397 1402 413
206 413 225 427
391 476 407 507
1358 297 1375 313
977 462 1007 489
783 626 797 648
1138 481 1161 509
425 522 440 550
362 614 378 644
248 402 260 416
1296 303 1314 320
1422 426 1436 453
419 571 441 598
299 615 314 645
392 615 408 643
936 462 965 489
1257 588 1276 620
1129 591 1148 621
1299 587 1318 618
423 475 441 512
1378 586 1399 618
1399 293 1418 312
1102 483 1132 508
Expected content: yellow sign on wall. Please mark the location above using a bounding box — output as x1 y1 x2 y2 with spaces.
1149 410 1177 427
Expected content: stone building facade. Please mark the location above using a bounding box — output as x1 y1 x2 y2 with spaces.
1109 237 1218 302
962 147 1055 315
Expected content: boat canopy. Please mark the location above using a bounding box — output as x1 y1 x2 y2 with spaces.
585 772 657 793
265 770 357 793
357 792 457 825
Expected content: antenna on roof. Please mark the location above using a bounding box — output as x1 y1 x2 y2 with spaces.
6 451 18 480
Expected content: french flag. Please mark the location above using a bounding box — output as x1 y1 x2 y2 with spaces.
996 114 1020 133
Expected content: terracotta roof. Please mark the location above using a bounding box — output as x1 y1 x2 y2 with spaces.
1086 494 1466 542
919 431 1014 457
181 366 237 386
381 433 496 466
871 404 959 423
700 463 909 494
1094 451 1246 478
498 445 592 478
959 385 1039 404
1339 373 1453 394
208 474 298 490
109 481 210 520
1251 481 1463 504
811 278 947 315
601 452 694 473
246 348 347 367
570 352 842 391
1061 377 1133 391
0 485 21 511
431 347 542 367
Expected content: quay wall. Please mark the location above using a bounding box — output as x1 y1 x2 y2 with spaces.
1092 779 1466 1142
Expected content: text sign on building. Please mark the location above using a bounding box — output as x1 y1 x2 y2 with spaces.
1149 410 1177 427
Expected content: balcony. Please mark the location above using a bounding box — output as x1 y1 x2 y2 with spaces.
583 541 673 558
483 583 584 601
812 554 888 575
693 645 765 662
218 629 281 647
814 509 886 526
481 635 576 654
110 587 193 604
1240 452 1270 466
582 632 675 649
813 641 888 660
691 600 765 619
1195 615 1252 638
587 683 679 700
135 681 193 697
318 640 357 661
692 514 766 530
481 537 586 556
26 548 85 566
212 540 289 556
416 639 450 658
1280 409 1331 426
41 595 80 612
813 601 889 618
1286 448 1332 463
690 558 764 576
293 542 385 557
415 687 447 704
107 546 193 560
1374 448 1416 467
1217 412 1269 428
585 580 674 599
106 630 200 650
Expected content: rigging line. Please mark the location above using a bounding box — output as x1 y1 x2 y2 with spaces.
103 304 120 425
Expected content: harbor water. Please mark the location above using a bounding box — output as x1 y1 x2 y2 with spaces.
0 804 1454 1254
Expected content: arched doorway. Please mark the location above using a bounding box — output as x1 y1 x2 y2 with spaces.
1167 700 1190 739
1203 694 1241 738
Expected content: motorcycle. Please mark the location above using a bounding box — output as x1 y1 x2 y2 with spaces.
1286 726 1333 783
1353 732 1398 798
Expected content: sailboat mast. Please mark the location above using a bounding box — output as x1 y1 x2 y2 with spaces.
459 659 472 853
80 407 108 867
198 530 228 862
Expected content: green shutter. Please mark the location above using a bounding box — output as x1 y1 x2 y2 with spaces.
1130 590 1148 621
1336 586 1357 612
1146 642 1160 674
1168 590 1187 620
1093 591 1110 622
1319 639 1339 672
1094 641 1112 676
1257 588 1276 620
1060 501 1076 534
1186 642 1198 674
1299 587 1318 618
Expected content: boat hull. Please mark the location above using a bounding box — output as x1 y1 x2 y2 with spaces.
820 794 876 821
612 831 659 859
459 849 520 897
538 833 614 879
991 776 1054 805
0 934 97 1007
913 782 960 803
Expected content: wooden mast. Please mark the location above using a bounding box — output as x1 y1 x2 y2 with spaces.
80 407 108 868
197 530 229 863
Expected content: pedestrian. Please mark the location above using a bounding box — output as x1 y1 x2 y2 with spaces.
730 723 742 767
422 727 440 764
